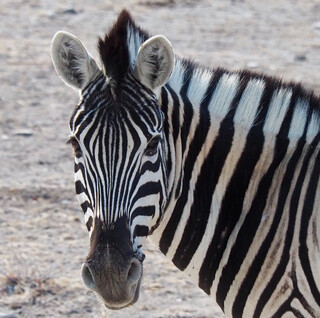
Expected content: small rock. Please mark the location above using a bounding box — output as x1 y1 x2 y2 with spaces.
62 8 77 15
294 54 307 62
12 129 34 137
0 313 18 318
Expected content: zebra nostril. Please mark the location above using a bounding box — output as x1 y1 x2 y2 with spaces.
81 263 96 290
126 259 141 285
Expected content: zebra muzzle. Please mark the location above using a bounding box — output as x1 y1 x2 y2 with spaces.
81 255 142 309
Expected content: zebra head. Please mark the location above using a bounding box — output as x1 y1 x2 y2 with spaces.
51 12 174 309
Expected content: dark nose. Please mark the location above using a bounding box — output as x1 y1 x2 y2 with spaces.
81 257 142 309
81 258 141 289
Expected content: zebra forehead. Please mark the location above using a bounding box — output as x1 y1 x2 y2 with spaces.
73 107 158 143
70 78 162 136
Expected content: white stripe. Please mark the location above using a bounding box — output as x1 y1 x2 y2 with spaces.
84 208 94 226
263 88 292 136
209 73 239 119
306 110 320 143
288 98 308 140
187 68 212 106
233 79 265 127
168 59 185 93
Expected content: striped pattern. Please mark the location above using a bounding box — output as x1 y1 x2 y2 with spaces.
69 12 320 318
71 72 168 250
155 67 320 317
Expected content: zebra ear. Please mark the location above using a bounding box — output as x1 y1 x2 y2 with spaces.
134 35 174 91
51 31 101 90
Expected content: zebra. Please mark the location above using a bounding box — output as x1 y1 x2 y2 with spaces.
51 10 320 318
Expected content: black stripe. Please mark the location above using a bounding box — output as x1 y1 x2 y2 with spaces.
113 117 127 216
166 85 181 146
131 206 155 223
139 154 163 174
81 201 91 213
132 181 162 202
86 216 93 231
179 62 194 156
75 180 85 195
83 153 98 211
167 84 183 200
160 87 173 189
97 112 108 218
298 134 320 307
173 65 195 200
74 161 84 173
133 225 149 238
159 69 225 256
82 109 105 215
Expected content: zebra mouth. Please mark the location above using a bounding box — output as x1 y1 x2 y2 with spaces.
81 252 143 310
103 277 142 310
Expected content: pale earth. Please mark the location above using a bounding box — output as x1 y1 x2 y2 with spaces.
1 0 320 317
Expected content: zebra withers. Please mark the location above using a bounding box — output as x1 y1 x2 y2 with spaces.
51 10 320 318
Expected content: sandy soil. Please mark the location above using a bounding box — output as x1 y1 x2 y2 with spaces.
1 0 320 317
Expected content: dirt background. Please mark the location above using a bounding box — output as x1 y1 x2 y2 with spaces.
1 0 320 317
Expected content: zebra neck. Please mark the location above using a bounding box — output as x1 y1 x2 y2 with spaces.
150 63 320 286
160 64 320 207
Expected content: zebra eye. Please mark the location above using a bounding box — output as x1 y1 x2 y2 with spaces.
67 137 82 157
145 136 161 157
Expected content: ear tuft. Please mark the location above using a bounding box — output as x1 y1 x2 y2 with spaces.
134 35 174 91
51 31 100 90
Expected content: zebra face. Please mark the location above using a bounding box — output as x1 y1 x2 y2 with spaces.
51 26 174 309
69 73 168 309
69 72 167 246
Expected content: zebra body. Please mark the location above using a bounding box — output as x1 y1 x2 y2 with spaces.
51 10 320 318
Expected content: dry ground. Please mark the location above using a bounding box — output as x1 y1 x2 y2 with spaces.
1 0 320 317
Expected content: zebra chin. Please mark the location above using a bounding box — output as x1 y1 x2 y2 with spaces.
103 278 142 310
81 217 144 310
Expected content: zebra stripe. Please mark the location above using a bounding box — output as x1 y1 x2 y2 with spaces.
152 65 319 316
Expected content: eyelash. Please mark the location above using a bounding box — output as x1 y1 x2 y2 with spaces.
145 136 161 156
67 137 82 157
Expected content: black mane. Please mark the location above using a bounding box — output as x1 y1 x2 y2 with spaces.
98 10 149 87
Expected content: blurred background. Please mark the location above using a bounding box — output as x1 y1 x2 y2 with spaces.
1 0 320 317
